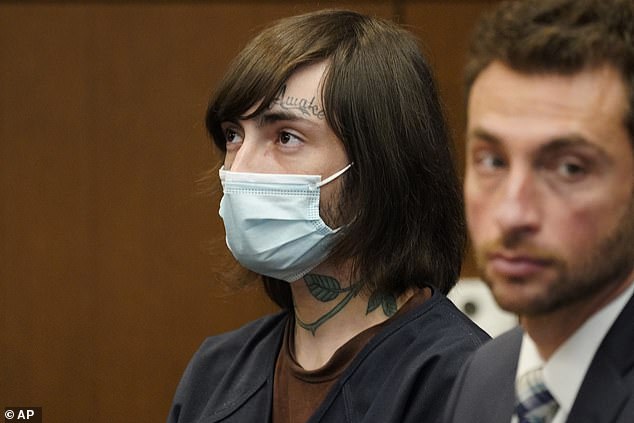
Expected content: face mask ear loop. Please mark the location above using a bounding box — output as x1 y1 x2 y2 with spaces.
315 163 353 188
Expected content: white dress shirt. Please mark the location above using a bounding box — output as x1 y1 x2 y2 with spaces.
512 281 634 423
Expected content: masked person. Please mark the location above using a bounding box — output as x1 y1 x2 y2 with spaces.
168 9 489 423
444 1 634 422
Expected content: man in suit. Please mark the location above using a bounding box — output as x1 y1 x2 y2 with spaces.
445 0 634 422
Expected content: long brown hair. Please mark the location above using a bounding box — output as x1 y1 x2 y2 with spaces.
207 10 465 308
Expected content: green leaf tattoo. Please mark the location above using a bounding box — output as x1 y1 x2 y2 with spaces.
381 294 398 317
296 275 399 335
296 274 361 335
366 291 382 314
304 274 351 302
366 291 398 317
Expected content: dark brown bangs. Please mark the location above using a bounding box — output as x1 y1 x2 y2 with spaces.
206 10 377 153
205 43 296 153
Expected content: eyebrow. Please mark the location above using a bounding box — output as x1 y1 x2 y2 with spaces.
468 128 502 146
469 127 611 160
541 137 614 167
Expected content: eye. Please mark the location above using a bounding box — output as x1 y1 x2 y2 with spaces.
278 131 302 147
555 158 587 181
220 123 243 150
225 128 242 144
558 162 584 175
473 149 506 173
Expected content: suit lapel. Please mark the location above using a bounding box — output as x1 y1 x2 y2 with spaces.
490 369 518 423
567 293 634 423
492 329 522 423
472 327 522 423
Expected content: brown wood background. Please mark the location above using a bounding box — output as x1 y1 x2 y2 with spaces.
0 1 498 421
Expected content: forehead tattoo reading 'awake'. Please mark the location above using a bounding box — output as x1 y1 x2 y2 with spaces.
272 85 326 120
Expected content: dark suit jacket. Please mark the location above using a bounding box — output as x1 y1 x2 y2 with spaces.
444 293 634 423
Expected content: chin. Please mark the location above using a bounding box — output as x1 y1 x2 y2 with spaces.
484 272 556 316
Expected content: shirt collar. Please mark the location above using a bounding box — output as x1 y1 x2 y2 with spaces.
516 281 634 417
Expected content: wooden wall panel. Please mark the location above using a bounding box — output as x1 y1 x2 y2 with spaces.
0 5 97 421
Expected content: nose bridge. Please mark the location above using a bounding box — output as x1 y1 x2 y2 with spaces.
227 129 261 172
495 162 541 230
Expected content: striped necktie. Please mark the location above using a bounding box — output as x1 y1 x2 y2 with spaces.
515 368 559 423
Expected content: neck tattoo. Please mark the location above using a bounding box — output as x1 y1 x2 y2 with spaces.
295 274 398 336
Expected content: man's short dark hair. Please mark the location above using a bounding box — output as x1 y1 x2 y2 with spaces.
207 9 465 308
466 0 634 144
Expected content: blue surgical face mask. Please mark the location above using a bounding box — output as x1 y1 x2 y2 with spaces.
218 164 352 282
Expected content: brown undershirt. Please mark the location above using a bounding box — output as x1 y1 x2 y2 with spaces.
272 289 429 423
